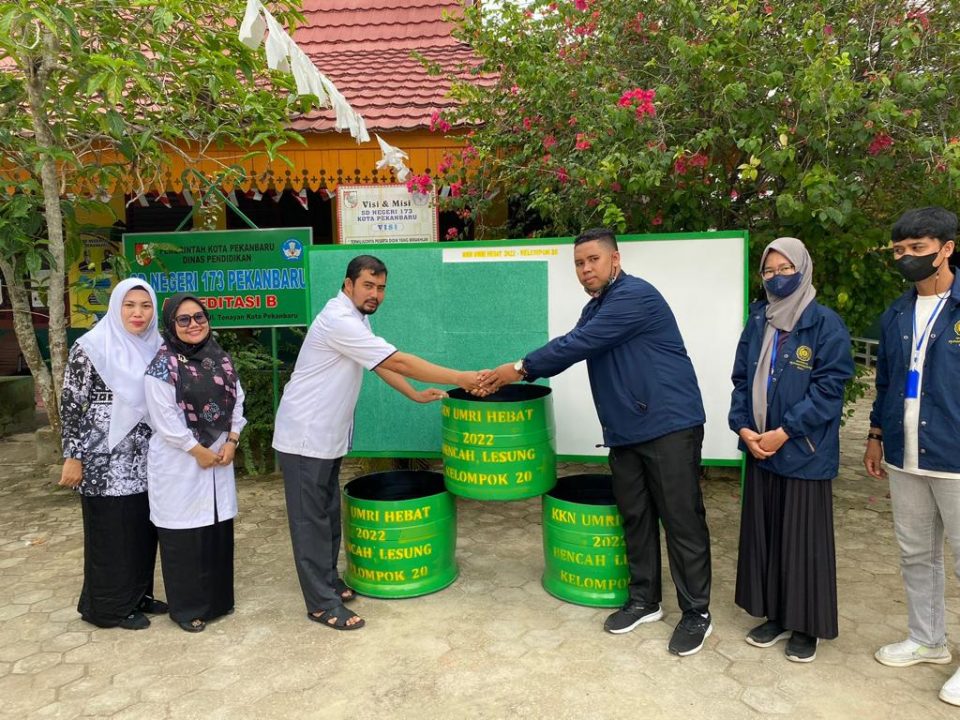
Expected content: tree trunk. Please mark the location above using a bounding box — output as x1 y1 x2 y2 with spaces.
0 257 58 436
22 28 67 437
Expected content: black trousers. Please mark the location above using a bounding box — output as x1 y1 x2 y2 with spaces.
608 425 711 614
78 492 158 627
278 451 344 612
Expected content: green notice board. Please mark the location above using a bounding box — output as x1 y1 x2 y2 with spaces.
122 228 311 327
305 233 748 463
307 243 550 455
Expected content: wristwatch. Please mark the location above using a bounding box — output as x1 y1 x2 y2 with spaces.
513 359 528 379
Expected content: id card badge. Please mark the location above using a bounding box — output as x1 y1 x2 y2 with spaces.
905 369 921 399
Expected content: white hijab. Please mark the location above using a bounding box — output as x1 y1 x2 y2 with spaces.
76 278 162 449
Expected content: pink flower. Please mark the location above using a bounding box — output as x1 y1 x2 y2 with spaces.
429 111 441 132
673 156 688 175
568 116 578 126
763 3 773 15
586 197 600 207
730 190 740 201
406 174 433 194
437 154 454 174
574 0 589 10
824 24 834 36
618 88 656 119
543 134 557 150
556 166 569 183
867 132 894 156
523 117 533 131
610 181 622 192
574 133 592 150
449 182 462 197
906 10 930 30
651 213 663 226
446 227 459 240
688 152 709 169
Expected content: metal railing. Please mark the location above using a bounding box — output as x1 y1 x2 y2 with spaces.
851 336 879 369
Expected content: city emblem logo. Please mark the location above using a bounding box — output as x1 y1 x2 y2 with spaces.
281 238 303 261
796 345 813 363
343 190 359 208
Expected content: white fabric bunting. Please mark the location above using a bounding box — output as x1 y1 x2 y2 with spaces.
374 134 411 182
239 0 369 143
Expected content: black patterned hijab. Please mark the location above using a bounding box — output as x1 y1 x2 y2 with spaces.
145 293 237 447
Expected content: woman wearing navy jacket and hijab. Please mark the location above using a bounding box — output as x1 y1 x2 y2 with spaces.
729 237 853 663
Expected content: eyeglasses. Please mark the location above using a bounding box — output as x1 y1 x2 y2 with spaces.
760 264 796 280
174 312 208 328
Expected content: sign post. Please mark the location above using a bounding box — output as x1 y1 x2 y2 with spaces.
337 184 438 244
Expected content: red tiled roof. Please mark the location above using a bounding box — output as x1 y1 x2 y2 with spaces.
290 0 488 133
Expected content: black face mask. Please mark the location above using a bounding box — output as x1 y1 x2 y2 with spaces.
895 252 941 283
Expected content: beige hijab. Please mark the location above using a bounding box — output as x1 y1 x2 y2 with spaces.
751 237 817 432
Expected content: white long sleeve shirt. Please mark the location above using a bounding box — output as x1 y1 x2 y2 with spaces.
144 377 247 529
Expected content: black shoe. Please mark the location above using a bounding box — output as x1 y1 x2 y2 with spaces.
745 620 791 648
668 611 713 656
118 611 150 630
604 601 664 634
785 631 819 663
137 596 169 615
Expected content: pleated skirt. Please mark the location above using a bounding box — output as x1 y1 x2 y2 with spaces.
157 519 234 623
735 460 838 639
78 492 158 627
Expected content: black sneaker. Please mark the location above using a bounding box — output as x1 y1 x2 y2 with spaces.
785 631 819 663
118 611 150 630
603 601 664 634
668 611 713 656
745 620 791 648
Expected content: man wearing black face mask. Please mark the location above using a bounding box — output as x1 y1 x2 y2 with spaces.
866 207 960 707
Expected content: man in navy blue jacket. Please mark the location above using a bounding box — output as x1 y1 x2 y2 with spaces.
481 228 713 656
864 207 960 707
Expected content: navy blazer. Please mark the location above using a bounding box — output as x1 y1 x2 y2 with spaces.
524 272 705 448
869 272 960 472
729 300 853 480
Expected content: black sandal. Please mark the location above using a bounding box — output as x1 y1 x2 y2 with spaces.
307 605 364 631
334 579 356 603
178 618 206 633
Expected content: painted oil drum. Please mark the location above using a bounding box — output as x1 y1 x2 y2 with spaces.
342 470 458 598
542 474 629 607
441 384 556 500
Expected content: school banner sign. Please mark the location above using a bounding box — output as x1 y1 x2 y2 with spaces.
337 184 438 244
122 228 311 328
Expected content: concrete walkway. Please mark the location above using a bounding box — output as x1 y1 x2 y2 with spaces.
1 396 958 720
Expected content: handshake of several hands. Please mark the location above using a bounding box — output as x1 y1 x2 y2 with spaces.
460 362 523 398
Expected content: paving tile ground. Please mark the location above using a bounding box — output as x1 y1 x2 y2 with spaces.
1 394 958 719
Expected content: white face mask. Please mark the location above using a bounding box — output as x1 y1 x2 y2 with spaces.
585 266 621 298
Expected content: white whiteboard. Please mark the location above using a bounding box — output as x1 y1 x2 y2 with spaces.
442 233 746 463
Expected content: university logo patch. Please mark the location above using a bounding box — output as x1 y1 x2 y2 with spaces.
796 345 813 363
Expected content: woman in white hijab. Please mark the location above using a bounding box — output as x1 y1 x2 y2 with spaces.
59 278 168 630
728 238 854 663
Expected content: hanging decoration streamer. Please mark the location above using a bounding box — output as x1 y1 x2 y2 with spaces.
239 0 370 144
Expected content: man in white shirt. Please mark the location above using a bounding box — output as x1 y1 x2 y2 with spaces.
273 255 480 631
864 207 960 707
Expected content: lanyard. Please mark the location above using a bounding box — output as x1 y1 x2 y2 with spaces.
767 329 780 391
911 293 948 369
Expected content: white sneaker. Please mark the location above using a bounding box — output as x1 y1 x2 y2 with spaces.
940 668 960 707
875 639 952 667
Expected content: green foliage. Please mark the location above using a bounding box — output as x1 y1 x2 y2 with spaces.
215 330 290 477
440 0 960 336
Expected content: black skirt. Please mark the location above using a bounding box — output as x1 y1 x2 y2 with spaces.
78 492 158 628
735 460 838 639
157 519 234 623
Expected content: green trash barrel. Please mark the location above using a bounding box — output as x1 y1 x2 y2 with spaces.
441 385 556 501
342 470 458 599
542 474 629 608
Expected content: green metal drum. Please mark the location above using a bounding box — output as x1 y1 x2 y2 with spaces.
342 471 458 598
441 385 556 501
542 474 629 607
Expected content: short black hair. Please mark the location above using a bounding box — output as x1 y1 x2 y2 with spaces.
891 207 957 245
574 227 618 251
345 255 388 282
